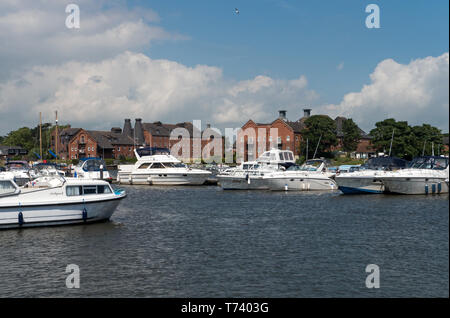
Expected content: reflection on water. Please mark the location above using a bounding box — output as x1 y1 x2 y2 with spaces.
0 186 448 297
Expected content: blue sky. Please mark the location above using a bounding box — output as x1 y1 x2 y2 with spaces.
133 0 449 105
0 0 448 134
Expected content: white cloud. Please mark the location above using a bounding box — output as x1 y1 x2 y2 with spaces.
0 0 184 79
0 52 318 133
337 62 344 71
320 53 449 132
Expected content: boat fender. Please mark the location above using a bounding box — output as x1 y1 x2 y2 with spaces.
284 184 288 191
18 211 24 226
82 199 87 222
431 184 436 194
438 183 442 193
82 208 88 222
425 184 429 195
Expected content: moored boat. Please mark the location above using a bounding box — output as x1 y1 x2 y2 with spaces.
0 174 126 229
117 147 211 185
380 156 449 195
335 157 408 194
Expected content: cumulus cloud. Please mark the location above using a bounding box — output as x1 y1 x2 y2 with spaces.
320 53 449 132
0 52 318 133
0 0 184 79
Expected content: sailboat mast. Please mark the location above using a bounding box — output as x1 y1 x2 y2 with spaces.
39 112 42 160
313 134 322 159
388 129 395 157
55 110 58 163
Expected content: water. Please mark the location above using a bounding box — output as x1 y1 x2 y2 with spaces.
0 186 448 297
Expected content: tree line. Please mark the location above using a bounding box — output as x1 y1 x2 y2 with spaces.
299 116 447 160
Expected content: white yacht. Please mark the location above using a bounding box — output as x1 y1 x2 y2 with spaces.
380 156 449 195
264 159 338 191
117 147 211 185
72 157 112 182
5 161 31 186
217 149 295 190
0 174 126 229
335 157 408 194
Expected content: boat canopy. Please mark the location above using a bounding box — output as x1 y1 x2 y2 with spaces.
136 147 171 157
77 158 108 172
407 156 448 170
360 157 408 170
0 178 20 197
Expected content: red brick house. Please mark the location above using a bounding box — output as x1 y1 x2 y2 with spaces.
68 128 135 160
237 109 374 162
123 118 225 162
50 126 81 160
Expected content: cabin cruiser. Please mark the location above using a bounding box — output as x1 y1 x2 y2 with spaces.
264 159 338 191
117 147 211 185
72 157 112 182
380 156 449 195
217 149 295 190
335 157 408 194
29 162 66 179
0 174 126 229
5 161 31 186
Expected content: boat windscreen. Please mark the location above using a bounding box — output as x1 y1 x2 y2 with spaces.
408 156 448 170
137 147 170 157
361 157 408 170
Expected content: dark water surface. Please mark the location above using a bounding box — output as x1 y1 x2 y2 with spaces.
0 186 448 297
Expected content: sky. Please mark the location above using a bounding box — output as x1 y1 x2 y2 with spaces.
0 0 448 135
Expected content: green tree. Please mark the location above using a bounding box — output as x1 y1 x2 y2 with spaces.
342 118 361 153
300 115 338 159
2 127 35 150
411 124 443 156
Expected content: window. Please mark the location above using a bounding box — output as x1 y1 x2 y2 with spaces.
66 186 82 196
83 186 97 195
138 163 151 169
269 136 272 142
118 147 121 152
279 152 285 160
97 185 112 194
0 180 17 195
286 136 290 142
277 137 282 144
150 163 165 169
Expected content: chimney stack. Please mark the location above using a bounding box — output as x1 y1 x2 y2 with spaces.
303 108 311 118
134 118 145 145
123 119 132 137
278 110 287 121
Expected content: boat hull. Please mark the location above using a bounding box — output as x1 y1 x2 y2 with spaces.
382 177 449 195
267 176 337 191
0 197 124 229
218 176 268 190
118 172 209 186
335 176 384 194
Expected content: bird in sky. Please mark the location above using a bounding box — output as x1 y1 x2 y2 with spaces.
235 8 240 15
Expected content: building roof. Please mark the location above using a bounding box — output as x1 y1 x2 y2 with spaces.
142 121 202 138
85 130 135 149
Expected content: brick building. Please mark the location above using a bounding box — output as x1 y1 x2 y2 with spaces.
123 118 224 162
237 109 374 162
68 128 135 160
50 126 81 160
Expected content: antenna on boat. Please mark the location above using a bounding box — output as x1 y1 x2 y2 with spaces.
313 134 322 159
305 138 309 161
388 129 395 157
422 140 426 156
55 110 58 164
432 142 434 156
39 112 42 160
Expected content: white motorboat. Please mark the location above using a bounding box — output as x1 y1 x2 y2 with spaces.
117 147 211 185
217 149 295 190
0 174 126 229
264 159 338 191
72 157 112 182
335 157 408 194
380 156 449 195
5 160 31 186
